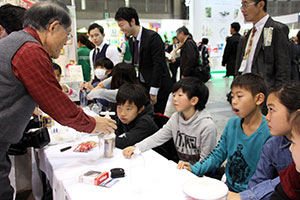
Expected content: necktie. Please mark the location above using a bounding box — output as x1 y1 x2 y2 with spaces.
134 40 139 66
93 48 99 64
244 27 257 60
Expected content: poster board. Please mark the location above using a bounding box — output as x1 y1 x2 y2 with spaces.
55 5 78 77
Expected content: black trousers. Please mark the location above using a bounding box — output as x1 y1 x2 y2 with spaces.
0 151 14 200
139 81 170 114
169 62 179 83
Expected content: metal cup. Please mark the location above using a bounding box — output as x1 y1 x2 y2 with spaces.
103 133 115 158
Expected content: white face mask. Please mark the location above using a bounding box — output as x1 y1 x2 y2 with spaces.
95 68 107 80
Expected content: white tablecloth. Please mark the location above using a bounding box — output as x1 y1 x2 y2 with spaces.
37 135 198 200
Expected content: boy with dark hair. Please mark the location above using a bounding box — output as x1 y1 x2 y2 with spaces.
93 57 113 85
83 57 114 91
123 77 217 166
52 63 75 98
115 83 158 149
177 73 272 192
83 57 114 109
0 4 26 39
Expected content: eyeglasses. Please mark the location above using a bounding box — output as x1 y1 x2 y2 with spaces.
60 23 73 41
67 32 73 41
240 2 256 9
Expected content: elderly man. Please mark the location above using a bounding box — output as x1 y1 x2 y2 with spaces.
173 26 200 79
0 2 116 198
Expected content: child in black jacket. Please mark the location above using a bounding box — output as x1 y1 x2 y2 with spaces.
115 83 158 149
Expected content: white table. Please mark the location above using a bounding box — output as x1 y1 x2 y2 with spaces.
37 135 198 200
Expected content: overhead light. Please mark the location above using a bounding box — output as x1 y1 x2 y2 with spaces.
81 0 86 10
77 27 88 33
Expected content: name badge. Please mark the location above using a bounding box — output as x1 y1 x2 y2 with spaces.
264 27 273 47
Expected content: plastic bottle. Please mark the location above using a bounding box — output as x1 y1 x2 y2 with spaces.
92 101 102 115
80 88 88 107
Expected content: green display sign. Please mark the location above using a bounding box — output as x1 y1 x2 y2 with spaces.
103 12 110 19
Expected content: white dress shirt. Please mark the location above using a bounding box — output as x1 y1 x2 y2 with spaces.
133 26 159 96
89 42 121 77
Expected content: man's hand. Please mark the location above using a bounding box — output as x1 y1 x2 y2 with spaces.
86 81 94 91
227 191 241 200
176 160 192 171
150 94 157 105
122 146 135 159
33 107 42 117
92 116 116 134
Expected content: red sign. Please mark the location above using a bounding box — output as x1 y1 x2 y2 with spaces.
18 0 36 9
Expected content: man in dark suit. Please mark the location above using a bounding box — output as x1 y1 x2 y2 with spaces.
222 22 241 78
170 26 200 79
115 7 173 113
167 36 178 53
167 36 180 82
235 0 290 90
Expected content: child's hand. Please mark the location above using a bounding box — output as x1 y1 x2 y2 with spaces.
61 84 69 93
122 146 135 159
227 191 241 200
79 82 86 91
80 82 93 91
86 81 94 91
177 161 191 171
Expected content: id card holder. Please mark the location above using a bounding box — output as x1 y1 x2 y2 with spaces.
264 27 273 47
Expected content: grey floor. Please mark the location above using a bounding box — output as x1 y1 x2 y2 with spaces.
205 75 236 139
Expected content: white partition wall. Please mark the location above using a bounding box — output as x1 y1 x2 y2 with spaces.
188 0 242 71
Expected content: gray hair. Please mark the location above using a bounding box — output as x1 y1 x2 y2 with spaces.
23 1 71 31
